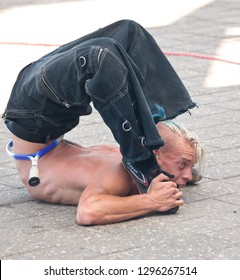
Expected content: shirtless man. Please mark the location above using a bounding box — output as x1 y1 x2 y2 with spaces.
3 20 204 224
8 120 205 225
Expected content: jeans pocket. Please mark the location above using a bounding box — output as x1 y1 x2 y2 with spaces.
85 48 128 103
40 49 90 107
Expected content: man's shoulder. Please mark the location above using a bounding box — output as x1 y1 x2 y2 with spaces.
93 157 136 196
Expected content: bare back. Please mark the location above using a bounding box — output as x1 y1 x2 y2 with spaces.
12 136 137 205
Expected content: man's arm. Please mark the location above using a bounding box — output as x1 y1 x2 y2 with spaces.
77 172 183 225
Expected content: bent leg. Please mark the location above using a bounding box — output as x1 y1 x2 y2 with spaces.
41 19 196 122
94 20 196 120
85 38 160 162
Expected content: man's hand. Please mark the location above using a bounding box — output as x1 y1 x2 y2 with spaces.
77 171 183 225
147 173 184 212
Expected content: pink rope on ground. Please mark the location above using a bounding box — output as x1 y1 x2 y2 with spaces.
164 51 240 65
1 41 240 65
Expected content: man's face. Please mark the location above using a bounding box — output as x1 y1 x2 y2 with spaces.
155 138 196 186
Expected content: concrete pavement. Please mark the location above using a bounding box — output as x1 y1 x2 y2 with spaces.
0 0 240 260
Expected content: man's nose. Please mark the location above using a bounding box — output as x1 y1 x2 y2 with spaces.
183 167 193 182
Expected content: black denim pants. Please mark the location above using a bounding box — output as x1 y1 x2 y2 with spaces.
3 20 196 163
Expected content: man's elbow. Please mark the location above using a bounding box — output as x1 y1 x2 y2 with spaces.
76 204 101 226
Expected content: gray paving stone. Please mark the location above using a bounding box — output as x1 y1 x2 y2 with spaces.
0 0 240 261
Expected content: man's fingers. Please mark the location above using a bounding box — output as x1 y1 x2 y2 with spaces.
175 190 184 199
176 199 184 206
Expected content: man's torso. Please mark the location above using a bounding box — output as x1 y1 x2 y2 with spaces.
12 136 137 204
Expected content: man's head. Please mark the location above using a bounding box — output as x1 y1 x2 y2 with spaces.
154 120 206 186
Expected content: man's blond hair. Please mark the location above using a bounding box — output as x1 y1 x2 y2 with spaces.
156 119 206 176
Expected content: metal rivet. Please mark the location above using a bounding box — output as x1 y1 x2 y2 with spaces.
122 120 132 131
79 56 86 67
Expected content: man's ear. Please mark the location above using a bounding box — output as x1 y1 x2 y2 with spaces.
153 148 165 160
152 149 160 157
